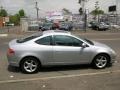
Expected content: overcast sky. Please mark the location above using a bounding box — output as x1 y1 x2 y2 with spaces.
0 0 80 17
0 0 119 17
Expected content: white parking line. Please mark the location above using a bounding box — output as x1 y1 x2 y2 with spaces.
0 34 8 37
77 33 120 35
0 70 120 84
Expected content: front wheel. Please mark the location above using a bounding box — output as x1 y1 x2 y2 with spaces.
20 57 40 74
92 54 110 69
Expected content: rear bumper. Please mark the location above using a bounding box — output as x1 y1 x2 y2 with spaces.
7 54 20 67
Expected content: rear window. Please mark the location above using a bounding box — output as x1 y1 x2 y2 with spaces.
17 33 42 43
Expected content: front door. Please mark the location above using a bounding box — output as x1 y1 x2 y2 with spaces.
53 35 90 65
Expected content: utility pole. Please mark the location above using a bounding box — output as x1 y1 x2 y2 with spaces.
0 6 3 11
116 0 118 25
79 0 89 32
35 1 39 21
95 1 99 23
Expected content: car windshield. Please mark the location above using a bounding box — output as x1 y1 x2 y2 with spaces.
83 38 94 45
75 35 94 45
17 33 42 43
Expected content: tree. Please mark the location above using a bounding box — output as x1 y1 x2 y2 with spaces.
9 9 26 25
91 1 104 21
19 9 25 17
9 14 20 25
0 9 8 17
91 8 104 22
91 9 104 16
98 10 104 15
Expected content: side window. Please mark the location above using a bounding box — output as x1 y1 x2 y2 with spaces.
54 35 83 47
54 35 73 46
72 37 83 46
35 36 51 45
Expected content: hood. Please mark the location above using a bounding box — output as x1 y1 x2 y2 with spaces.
93 41 111 49
92 41 116 56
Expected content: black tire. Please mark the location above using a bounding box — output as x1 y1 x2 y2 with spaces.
92 54 110 69
20 57 40 74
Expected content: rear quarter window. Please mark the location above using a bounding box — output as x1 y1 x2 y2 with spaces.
35 36 52 45
17 33 42 43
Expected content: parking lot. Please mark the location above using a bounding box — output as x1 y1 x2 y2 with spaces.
0 28 120 90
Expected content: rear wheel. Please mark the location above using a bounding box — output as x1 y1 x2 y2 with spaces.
92 54 110 69
20 57 40 74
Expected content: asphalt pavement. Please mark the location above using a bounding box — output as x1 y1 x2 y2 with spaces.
0 28 120 90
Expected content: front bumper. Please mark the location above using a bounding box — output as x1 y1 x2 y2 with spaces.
110 53 117 64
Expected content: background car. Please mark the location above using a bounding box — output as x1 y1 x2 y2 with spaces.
59 22 73 31
90 21 109 31
7 30 116 73
39 23 43 30
28 23 39 31
52 22 60 30
108 23 120 29
72 21 84 30
41 23 53 31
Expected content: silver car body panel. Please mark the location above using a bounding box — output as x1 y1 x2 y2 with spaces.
7 31 116 67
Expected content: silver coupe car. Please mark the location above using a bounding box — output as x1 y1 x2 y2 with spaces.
7 30 116 73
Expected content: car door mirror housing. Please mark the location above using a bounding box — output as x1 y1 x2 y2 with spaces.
81 43 87 48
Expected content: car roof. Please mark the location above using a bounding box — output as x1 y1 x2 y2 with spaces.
42 30 71 35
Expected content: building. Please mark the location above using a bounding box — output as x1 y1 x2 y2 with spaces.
45 11 73 22
82 0 120 24
20 18 29 32
46 11 64 21
0 17 3 27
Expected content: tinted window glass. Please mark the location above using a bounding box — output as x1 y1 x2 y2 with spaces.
35 36 51 45
54 35 83 47
83 38 94 45
17 33 42 43
72 37 83 46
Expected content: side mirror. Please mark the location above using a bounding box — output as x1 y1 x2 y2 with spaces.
81 43 87 48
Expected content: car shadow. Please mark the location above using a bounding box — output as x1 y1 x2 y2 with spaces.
8 64 91 73
8 65 20 73
40 64 91 72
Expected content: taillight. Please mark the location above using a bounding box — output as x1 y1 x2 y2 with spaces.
7 48 15 55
